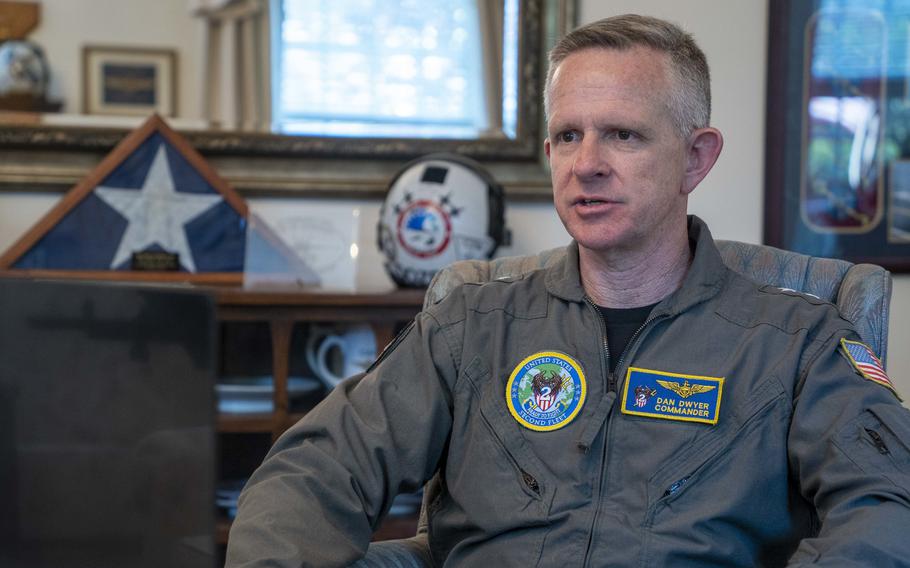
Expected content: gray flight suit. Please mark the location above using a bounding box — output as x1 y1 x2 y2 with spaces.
226 216 910 567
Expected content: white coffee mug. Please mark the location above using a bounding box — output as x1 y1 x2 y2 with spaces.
305 324 377 389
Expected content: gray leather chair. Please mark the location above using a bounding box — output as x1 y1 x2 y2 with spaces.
354 240 892 567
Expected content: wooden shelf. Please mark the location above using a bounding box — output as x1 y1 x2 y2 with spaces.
213 288 426 349
216 517 232 545
218 413 276 433
216 514 420 546
213 287 426 309
212 288 426 549
218 412 310 433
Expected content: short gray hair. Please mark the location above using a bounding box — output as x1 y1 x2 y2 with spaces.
545 14 711 136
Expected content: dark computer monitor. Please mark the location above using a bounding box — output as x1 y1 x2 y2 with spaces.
0 278 216 568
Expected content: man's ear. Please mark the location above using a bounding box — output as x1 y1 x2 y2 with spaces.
544 137 551 159
682 127 723 195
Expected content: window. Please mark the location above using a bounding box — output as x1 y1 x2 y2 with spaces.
271 0 518 139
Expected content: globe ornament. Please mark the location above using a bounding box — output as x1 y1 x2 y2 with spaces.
0 40 50 98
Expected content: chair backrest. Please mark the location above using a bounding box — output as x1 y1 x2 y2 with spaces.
424 240 892 363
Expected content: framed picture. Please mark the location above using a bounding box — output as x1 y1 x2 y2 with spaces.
82 45 176 117
765 1 910 271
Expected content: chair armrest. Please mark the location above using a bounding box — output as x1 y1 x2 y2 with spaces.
353 535 432 568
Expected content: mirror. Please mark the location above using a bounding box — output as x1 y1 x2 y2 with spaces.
0 0 575 197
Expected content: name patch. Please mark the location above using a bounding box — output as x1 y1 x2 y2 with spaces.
621 367 724 425
506 351 586 432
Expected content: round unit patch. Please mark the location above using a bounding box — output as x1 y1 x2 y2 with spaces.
506 351 586 432
396 199 452 258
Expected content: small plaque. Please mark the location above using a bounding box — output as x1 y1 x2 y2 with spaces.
131 251 179 271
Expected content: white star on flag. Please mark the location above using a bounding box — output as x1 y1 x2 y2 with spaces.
94 144 222 272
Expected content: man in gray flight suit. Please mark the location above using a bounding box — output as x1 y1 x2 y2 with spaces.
226 14 910 567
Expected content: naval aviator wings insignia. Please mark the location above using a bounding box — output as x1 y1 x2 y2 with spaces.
655 379 717 399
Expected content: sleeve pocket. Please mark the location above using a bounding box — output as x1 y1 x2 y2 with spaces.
834 404 910 483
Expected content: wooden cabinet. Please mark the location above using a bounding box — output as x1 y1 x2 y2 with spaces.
211 288 426 548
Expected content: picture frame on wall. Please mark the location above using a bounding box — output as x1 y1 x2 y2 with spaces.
765 0 910 271
82 45 176 117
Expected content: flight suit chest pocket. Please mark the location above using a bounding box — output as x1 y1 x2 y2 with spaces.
646 376 787 511
636 378 789 567
462 357 552 506
430 359 553 533
452 357 553 516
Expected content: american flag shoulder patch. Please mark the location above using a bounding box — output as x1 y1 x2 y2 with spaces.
840 338 902 401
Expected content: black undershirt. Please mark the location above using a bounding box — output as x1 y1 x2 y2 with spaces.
597 303 658 374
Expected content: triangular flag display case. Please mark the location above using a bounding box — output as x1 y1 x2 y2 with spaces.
0 114 250 285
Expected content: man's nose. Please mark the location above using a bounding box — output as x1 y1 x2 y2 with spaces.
572 136 608 179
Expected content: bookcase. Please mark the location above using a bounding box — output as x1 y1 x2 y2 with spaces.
211 288 426 551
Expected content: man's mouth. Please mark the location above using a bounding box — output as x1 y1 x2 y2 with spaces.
575 198 615 207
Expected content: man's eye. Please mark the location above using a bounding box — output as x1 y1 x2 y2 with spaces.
558 131 579 143
616 130 633 141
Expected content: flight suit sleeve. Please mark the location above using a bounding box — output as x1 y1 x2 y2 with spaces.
224 308 460 568
787 330 910 566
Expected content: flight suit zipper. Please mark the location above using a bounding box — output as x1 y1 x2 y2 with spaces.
581 298 610 567
583 298 666 392
581 298 665 567
585 297 613 389
663 476 690 497
865 428 890 455
612 311 665 382
475 396 544 500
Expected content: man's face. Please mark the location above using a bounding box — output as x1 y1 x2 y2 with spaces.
545 47 692 256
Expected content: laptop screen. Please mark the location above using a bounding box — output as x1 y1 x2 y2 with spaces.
0 278 216 568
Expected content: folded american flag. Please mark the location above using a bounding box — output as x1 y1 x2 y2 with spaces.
0 115 247 273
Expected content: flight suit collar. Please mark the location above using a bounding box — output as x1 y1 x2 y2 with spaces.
544 215 729 314
543 240 586 302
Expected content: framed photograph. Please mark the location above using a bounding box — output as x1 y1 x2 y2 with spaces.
82 46 176 117
765 1 910 271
